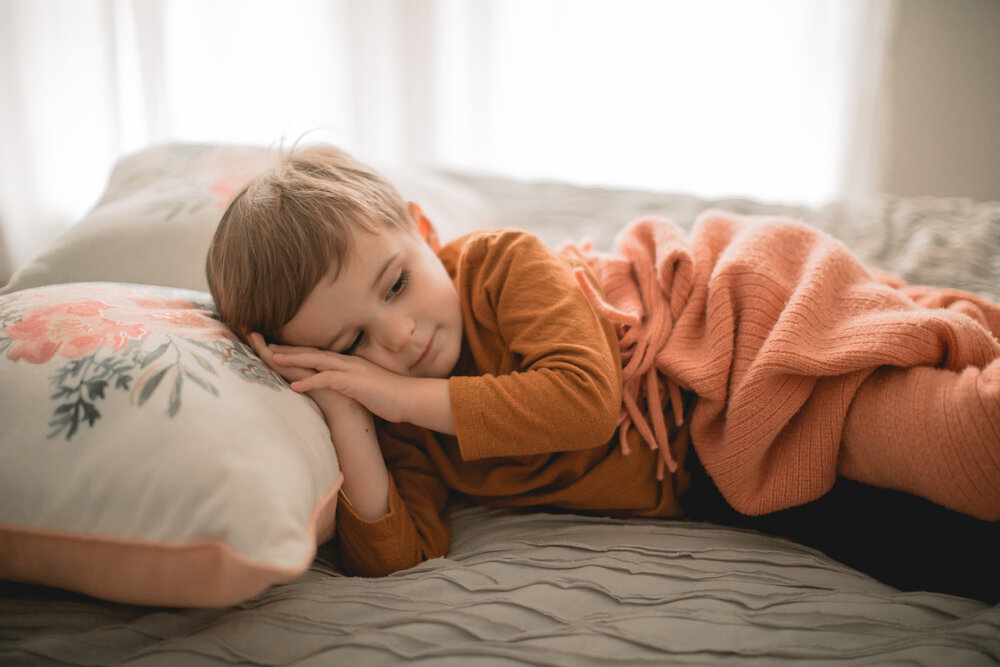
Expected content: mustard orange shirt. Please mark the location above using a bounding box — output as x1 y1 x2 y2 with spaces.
336 229 692 576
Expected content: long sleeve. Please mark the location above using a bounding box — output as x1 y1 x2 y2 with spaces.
335 421 451 577
336 229 630 576
445 231 623 460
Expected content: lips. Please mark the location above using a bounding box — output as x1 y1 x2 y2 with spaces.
414 334 434 368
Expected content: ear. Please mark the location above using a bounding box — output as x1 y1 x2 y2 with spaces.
408 202 441 253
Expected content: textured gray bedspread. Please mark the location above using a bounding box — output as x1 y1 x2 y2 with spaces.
3 507 999 665
2 174 999 664
450 173 1000 304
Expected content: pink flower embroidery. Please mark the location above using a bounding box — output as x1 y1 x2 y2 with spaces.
195 148 273 209
209 174 248 209
4 301 148 364
131 296 193 311
128 297 231 341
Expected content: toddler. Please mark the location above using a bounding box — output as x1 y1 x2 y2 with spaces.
207 145 1000 597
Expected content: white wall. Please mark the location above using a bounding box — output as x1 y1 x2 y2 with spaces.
880 0 1000 200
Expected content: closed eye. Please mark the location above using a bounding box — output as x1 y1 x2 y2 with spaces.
341 269 409 355
341 331 363 355
388 269 410 299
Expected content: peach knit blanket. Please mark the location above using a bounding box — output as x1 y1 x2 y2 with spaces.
569 211 1000 520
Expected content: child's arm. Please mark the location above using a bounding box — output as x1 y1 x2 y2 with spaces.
445 230 624 459
250 334 389 520
335 422 452 576
267 346 456 435
250 334 451 575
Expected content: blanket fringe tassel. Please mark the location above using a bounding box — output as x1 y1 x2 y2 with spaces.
571 265 683 479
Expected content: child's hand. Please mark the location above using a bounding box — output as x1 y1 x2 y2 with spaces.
250 334 389 521
268 344 413 424
248 332 315 384
249 333 366 420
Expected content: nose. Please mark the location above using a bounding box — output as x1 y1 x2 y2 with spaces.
374 312 415 352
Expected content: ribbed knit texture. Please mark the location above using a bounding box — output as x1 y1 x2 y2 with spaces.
571 212 1000 519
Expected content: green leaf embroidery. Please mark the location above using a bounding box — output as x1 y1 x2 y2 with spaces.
140 342 169 368
168 369 182 418
183 369 219 397
189 350 218 375
85 379 107 401
81 401 100 427
11 304 286 439
138 366 170 406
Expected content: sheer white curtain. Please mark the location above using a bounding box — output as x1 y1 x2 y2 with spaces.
0 0 895 278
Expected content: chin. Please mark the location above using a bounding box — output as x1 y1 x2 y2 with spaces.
435 347 460 379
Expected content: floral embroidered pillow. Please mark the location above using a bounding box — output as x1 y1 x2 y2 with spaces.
0 283 342 607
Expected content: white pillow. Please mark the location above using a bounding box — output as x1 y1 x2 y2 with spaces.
2 143 491 294
0 282 341 607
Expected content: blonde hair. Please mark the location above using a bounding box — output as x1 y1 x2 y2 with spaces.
206 145 413 339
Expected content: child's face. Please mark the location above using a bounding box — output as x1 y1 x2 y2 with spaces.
278 226 463 379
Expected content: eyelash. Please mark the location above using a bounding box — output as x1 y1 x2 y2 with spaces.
340 269 410 355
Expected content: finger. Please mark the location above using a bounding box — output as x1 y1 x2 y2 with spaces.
254 337 283 366
251 336 279 367
268 342 324 355
249 332 268 356
246 334 318 382
271 352 317 368
290 372 346 394
252 335 285 365
273 350 350 371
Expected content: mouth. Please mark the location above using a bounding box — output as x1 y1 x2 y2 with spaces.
414 334 434 368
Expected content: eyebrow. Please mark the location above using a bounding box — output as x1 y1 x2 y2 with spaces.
324 252 400 351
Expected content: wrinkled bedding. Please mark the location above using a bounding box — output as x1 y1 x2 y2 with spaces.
2 174 999 664
3 507 999 664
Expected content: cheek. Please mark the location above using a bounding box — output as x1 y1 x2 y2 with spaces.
417 265 455 312
360 348 407 375
432 286 461 330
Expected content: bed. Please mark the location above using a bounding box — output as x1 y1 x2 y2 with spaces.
1 143 999 664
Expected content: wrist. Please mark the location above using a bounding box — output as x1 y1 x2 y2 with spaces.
330 420 389 522
310 390 387 521
309 388 371 424
400 377 456 435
